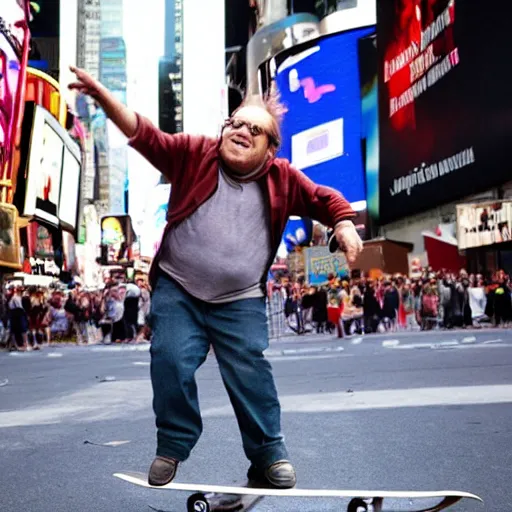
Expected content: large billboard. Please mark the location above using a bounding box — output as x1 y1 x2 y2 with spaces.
16 104 82 231
276 27 374 210
378 0 512 224
358 33 379 219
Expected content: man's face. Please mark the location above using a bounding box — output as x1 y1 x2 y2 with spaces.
219 106 276 175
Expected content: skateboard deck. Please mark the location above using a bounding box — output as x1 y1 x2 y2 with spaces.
114 471 482 512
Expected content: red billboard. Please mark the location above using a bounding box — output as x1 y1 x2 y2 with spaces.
377 0 512 223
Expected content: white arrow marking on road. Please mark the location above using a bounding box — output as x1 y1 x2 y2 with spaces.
462 336 477 343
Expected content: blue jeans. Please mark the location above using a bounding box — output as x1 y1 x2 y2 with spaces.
150 273 288 468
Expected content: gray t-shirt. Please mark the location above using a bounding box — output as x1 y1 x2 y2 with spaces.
159 169 273 303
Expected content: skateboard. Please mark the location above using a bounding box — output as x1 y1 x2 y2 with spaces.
114 471 482 512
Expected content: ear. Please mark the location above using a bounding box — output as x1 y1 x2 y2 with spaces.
267 145 277 159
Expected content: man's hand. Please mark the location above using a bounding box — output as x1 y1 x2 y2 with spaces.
334 220 363 264
68 65 138 138
68 66 105 99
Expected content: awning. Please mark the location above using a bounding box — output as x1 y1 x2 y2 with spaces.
422 224 466 272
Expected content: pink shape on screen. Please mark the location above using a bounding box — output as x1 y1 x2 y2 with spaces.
299 77 336 103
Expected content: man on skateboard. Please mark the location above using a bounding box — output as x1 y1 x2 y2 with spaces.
69 66 363 489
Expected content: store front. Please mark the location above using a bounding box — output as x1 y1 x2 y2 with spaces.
457 199 512 277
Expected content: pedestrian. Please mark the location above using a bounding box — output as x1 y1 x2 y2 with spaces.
69 66 363 488
312 286 328 333
123 282 141 341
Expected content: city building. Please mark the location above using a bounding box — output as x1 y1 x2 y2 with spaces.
371 1 512 276
159 0 183 137
97 0 128 215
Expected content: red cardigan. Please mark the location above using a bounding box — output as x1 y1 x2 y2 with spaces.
128 114 356 289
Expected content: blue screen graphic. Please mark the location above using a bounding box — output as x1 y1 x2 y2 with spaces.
276 27 374 206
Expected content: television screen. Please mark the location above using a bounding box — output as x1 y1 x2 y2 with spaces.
377 0 512 223
101 214 135 265
59 143 81 231
23 105 81 228
275 27 375 210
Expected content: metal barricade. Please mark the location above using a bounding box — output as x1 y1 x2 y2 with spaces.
266 292 287 340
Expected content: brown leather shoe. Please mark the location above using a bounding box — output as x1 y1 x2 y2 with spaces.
248 460 297 489
148 456 179 486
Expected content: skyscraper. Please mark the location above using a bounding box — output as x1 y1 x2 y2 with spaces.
159 0 182 137
77 0 101 80
75 0 102 242
98 0 128 215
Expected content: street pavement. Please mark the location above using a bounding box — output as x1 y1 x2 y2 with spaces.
1 328 511 511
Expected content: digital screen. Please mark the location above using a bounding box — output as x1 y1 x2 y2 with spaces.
24 112 64 226
457 201 512 250
59 146 81 230
101 215 135 265
358 34 379 219
0 33 21 175
378 0 512 223
276 27 375 209
23 105 82 229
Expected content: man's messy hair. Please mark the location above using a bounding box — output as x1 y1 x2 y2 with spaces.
235 82 287 149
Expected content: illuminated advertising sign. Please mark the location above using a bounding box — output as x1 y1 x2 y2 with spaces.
17 104 82 230
0 31 21 176
378 0 512 223
457 201 512 250
101 214 135 265
276 27 374 209
358 34 379 219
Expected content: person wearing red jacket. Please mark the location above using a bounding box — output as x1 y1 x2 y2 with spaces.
69 66 363 488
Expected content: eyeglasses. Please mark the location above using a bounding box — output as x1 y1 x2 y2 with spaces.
223 118 279 147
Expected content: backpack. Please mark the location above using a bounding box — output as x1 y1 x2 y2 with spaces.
352 294 363 308
422 294 438 317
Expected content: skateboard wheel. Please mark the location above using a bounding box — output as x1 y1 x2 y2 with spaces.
187 492 210 512
347 497 368 512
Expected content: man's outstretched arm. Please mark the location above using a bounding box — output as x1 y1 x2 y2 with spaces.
68 66 193 182
69 66 137 137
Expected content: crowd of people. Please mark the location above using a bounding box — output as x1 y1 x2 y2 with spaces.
3 266 512 349
2 278 151 351
273 268 512 337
